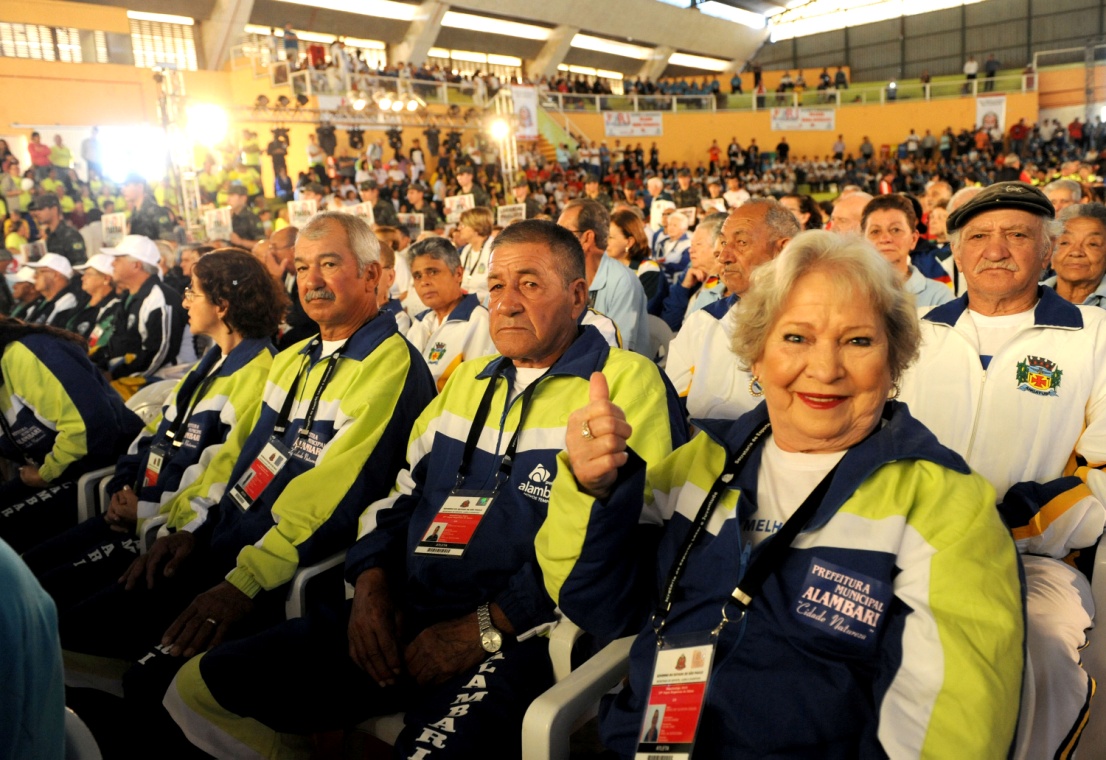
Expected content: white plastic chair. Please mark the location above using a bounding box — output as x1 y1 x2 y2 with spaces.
75 466 116 523
647 315 674 369
1077 539 1106 756
64 707 103 760
125 378 178 426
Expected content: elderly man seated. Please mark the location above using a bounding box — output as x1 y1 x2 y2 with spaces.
163 220 686 760
25 253 84 327
899 183 1106 759
1044 203 1106 308
58 212 436 754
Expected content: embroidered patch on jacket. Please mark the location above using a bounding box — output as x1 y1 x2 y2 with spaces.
427 342 447 364
517 462 553 504
1016 355 1061 397
793 557 891 646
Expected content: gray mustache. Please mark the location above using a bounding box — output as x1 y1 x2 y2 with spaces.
974 260 1018 273
304 289 336 302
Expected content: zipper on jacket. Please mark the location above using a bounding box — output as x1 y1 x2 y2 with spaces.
964 369 986 463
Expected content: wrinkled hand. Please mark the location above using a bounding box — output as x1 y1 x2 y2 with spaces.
682 266 708 289
120 530 196 591
404 614 485 687
161 581 254 657
565 372 632 500
348 568 403 687
105 488 138 533
19 465 47 488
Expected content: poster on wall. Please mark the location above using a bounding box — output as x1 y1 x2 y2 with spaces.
976 95 1006 134
603 112 664 138
769 108 836 131
510 86 539 141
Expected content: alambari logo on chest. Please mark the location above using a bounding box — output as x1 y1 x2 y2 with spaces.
1016 355 1062 397
518 462 552 503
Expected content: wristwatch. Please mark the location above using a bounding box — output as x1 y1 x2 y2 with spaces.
477 603 503 653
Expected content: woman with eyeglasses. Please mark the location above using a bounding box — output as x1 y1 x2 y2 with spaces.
24 249 288 613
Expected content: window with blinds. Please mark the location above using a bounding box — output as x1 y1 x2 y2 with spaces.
0 22 59 61
129 18 197 71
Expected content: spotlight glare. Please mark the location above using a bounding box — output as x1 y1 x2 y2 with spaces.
490 118 509 140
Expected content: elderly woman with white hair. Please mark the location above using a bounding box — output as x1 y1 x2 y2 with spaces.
538 230 1024 758
1044 202 1106 308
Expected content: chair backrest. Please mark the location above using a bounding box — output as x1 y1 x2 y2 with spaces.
125 378 178 425
65 708 103 760
647 315 674 368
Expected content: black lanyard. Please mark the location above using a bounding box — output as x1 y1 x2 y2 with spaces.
454 363 538 491
164 355 225 451
462 242 484 276
274 340 346 440
652 420 841 641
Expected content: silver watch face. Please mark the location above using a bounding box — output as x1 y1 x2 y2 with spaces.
481 629 502 653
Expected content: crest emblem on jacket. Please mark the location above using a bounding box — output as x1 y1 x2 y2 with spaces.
1016 355 1062 397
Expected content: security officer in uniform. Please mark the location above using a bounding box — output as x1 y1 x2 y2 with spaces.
227 186 264 248
671 168 702 211
401 181 441 231
122 173 174 242
583 175 613 212
512 181 543 219
451 164 491 208
28 194 87 266
358 180 399 227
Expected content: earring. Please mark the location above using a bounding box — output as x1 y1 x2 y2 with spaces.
748 376 763 397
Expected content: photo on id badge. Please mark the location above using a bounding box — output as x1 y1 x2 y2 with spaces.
641 705 666 743
422 522 447 543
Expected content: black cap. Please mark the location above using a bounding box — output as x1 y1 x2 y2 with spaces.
585 174 599 184
28 194 60 211
227 184 248 196
408 181 429 193
677 168 691 177
455 164 474 175
303 182 327 196
947 182 1055 232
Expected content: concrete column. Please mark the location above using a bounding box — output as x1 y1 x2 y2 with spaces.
637 45 673 82
530 25 578 79
199 0 254 71
390 0 449 66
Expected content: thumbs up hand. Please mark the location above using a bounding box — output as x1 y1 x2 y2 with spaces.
566 372 633 500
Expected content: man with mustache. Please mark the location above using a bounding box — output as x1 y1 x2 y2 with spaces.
665 199 799 422
58 212 437 752
899 183 1106 759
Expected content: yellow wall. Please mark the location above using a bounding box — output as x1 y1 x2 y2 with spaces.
1038 65 1106 110
0 0 130 34
557 92 1039 166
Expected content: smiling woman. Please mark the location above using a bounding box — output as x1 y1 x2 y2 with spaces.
1046 203 1106 308
545 230 1025 758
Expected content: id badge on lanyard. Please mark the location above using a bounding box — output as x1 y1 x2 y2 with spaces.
228 437 292 511
635 630 718 760
143 444 167 488
414 489 497 558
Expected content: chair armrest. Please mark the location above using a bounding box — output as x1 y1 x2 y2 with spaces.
285 551 347 619
77 466 116 523
548 617 585 683
140 515 168 554
521 635 634 760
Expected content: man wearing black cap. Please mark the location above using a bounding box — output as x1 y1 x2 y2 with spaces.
122 174 173 242
899 182 1105 760
299 181 327 208
358 180 399 227
671 168 701 210
511 182 542 219
29 194 87 266
582 175 612 212
451 165 490 208
402 182 441 230
227 186 264 247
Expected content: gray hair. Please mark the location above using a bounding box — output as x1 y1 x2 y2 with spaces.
948 212 1062 257
563 198 609 250
667 212 689 230
732 230 921 386
407 235 461 271
491 219 585 286
1059 201 1106 228
698 212 727 246
741 198 802 243
1044 179 1082 203
300 211 380 272
947 186 982 213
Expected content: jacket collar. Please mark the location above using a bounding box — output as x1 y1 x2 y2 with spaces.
694 400 970 532
923 285 1083 330
296 311 398 363
476 325 610 383
703 292 738 320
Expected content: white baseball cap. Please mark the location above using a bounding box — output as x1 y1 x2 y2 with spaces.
26 252 74 279
5 266 35 288
74 253 115 277
102 234 161 267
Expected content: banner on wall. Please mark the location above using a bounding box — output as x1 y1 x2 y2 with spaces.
976 95 1006 134
769 108 835 131
603 112 663 137
510 86 539 140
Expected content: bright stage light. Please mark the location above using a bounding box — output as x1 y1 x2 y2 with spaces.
98 125 170 185
490 119 510 141
185 104 229 148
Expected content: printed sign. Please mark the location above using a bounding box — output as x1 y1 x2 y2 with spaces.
496 203 526 226
203 206 233 242
510 85 539 140
102 212 127 248
603 111 664 137
650 199 675 229
769 108 836 131
396 212 424 233
443 193 475 224
288 199 318 228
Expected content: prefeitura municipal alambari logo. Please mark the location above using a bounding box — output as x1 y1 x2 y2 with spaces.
1016 355 1062 397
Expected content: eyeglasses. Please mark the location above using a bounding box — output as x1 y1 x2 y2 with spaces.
182 287 205 302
